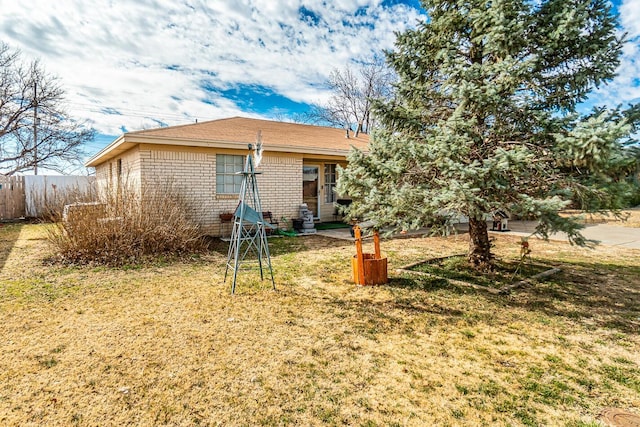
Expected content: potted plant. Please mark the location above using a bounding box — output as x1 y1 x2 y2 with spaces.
219 212 233 222
280 216 289 231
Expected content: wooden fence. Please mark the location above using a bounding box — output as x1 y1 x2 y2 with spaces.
0 176 26 220
0 176 96 220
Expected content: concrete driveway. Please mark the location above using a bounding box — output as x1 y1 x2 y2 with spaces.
316 221 640 249
488 220 640 249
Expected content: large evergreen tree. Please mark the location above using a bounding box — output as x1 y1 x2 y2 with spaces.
338 0 638 267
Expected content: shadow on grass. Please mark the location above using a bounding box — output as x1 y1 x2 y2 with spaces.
311 277 474 340
210 234 639 335
205 234 352 257
0 223 23 272
388 276 466 293
506 261 640 334
387 260 640 335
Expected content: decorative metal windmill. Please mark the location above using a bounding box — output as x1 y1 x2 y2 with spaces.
224 132 275 294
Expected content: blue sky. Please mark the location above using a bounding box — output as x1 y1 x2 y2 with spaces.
0 0 639 172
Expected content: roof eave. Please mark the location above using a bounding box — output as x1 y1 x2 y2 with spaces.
84 134 129 167
85 134 365 167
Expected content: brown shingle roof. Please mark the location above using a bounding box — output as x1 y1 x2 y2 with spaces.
86 117 369 167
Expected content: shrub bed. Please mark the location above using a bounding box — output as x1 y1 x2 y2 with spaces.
46 181 205 265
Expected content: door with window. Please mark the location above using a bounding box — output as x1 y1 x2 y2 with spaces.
324 164 338 205
302 165 319 218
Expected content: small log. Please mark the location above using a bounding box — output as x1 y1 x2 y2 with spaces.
498 268 562 295
396 269 501 294
396 254 467 271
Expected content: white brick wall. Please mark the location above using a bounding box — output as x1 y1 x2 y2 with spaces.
94 147 141 195
140 149 217 233
139 148 303 235
255 155 303 228
94 146 342 236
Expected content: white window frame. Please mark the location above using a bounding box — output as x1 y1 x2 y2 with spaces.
216 154 244 194
324 164 338 204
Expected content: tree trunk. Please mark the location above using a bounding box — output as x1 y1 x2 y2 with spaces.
468 216 492 267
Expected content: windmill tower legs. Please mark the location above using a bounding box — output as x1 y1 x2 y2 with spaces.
223 141 275 294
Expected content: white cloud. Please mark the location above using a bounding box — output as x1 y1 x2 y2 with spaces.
620 0 640 39
0 0 422 136
587 0 640 109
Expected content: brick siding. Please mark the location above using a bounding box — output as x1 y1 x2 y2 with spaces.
97 146 305 236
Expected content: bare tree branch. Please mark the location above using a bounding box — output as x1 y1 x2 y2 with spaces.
0 41 94 175
308 58 395 134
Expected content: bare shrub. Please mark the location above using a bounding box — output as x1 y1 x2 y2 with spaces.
46 179 205 265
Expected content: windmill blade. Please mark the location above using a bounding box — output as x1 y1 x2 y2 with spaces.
254 130 263 167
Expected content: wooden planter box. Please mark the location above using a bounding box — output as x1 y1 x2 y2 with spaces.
352 253 388 286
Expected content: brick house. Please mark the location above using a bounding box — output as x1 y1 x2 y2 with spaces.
85 117 368 236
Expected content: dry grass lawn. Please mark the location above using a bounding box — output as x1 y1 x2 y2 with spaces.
1 222 639 426
562 207 640 227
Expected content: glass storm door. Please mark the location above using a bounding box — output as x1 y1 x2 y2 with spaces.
302 165 320 218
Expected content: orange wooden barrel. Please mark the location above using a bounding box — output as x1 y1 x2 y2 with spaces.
352 253 388 285
352 226 388 286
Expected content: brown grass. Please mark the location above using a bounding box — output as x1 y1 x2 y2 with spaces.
561 208 640 227
1 224 639 426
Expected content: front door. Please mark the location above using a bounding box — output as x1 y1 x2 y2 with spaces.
302 165 320 218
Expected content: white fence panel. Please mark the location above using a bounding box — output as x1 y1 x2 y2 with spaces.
24 175 97 218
